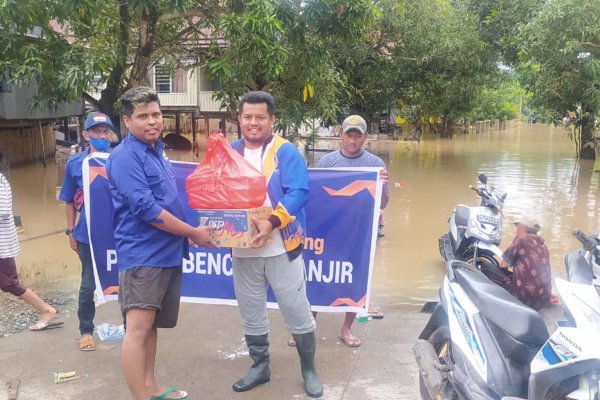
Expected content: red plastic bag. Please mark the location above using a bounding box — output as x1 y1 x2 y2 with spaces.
186 133 267 209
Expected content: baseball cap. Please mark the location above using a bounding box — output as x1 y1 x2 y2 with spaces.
84 112 114 131
514 217 541 234
342 115 367 134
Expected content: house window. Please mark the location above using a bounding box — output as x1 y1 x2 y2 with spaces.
208 78 221 91
154 66 187 93
155 66 172 93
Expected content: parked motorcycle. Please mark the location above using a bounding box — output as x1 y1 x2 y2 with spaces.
564 229 600 284
414 228 600 399
438 174 506 269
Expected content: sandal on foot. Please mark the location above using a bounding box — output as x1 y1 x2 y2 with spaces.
150 388 188 400
80 335 96 352
287 337 296 347
338 335 362 347
29 319 64 331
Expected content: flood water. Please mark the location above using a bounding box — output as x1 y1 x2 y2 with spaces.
10 123 600 305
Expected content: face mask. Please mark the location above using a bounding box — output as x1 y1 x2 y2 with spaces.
89 137 111 152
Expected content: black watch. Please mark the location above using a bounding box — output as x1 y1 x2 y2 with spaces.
65 228 74 235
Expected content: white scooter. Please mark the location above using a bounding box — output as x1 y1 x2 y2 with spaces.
415 228 600 400
439 174 506 269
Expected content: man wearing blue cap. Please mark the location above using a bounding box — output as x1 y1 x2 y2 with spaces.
59 112 114 352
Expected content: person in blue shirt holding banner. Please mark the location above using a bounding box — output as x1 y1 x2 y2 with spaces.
287 114 390 348
106 86 216 400
59 112 114 351
230 91 323 398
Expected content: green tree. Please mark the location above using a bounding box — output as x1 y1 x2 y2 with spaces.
461 0 542 64
396 0 491 137
469 75 526 121
0 0 220 136
207 0 380 139
517 0 600 159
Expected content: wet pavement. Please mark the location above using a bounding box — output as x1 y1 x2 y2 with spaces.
1 123 591 399
0 295 426 400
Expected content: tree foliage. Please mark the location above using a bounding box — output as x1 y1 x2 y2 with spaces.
2 0 597 160
469 76 526 122
0 0 221 135
207 0 380 139
517 0 600 158
389 0 491 137
461 0 542 64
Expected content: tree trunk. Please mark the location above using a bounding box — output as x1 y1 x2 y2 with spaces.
440 115 453 138
85 0 130 140
580 121 595 160
129 8 159 87
427 121 438 135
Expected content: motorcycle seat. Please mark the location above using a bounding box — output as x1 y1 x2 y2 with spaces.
453 263 549 346
455 205 469 226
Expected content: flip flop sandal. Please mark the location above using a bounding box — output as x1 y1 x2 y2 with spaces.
150 388 188 400
338 335 362 348
80 335 96 352
29 320 64 331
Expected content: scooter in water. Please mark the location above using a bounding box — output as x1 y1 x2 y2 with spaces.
414 230 600 399
439 174 507 269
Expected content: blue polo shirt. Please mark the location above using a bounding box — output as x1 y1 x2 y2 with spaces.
106 134 187 271
59 149 90 244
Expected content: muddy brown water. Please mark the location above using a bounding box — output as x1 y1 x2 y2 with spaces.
9 124 600 306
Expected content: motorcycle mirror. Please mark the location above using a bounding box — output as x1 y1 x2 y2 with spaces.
478 174 488 185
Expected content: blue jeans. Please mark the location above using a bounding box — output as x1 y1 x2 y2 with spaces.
78 242 96 335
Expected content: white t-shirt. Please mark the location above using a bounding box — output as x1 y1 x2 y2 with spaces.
0 173 20 258
233 145 286 258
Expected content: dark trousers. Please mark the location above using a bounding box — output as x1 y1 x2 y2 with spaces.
480 262 512 291
78 242 96 335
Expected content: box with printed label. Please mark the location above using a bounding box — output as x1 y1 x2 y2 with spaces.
196 206 273 248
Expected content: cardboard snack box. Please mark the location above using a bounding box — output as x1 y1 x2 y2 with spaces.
196 206 274 248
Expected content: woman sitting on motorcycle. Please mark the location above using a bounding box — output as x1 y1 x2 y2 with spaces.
485 218 558 310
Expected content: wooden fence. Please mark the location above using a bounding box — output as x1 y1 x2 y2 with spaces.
0 122 56 165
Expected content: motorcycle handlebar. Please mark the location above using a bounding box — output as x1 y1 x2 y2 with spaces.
469 185 479 194
572 229 598 252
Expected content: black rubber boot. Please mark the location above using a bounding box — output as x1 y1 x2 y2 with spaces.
293 331 324 398
232 334 271 392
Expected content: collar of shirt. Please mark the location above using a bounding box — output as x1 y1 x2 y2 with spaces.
72 148 90 164
126 133 166 157
339 149 365 159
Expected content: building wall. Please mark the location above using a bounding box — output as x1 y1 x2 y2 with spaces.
0 123 56 165
0 81 82 120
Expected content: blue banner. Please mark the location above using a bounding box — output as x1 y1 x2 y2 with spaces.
83 153 382 312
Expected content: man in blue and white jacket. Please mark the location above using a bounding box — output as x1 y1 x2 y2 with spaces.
230 91 323 398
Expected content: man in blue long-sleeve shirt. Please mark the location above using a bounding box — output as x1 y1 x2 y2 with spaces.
106 86 216 400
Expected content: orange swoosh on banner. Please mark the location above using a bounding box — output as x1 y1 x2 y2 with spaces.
322 180 375 198
103 286 119 295
329 295 366 307
89 166 108 183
